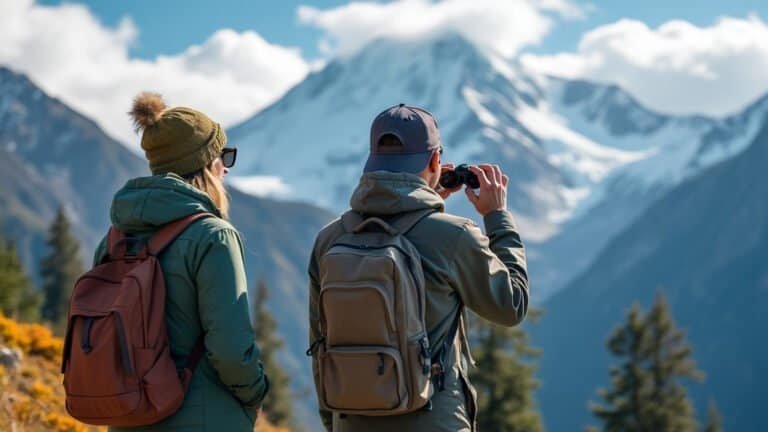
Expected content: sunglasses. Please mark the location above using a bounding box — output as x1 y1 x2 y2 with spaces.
221 147 237 168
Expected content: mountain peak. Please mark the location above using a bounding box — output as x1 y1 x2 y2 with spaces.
357 32 480 58
330 31 492 85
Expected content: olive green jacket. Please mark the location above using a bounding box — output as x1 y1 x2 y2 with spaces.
94 174 268 432
309 172 529 432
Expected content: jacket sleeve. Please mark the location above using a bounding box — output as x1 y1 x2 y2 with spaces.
195 227 268 406
451 209 529 326
308 241 334 431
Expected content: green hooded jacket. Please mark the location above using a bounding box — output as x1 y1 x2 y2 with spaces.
309 172 529 432
93 174 268 432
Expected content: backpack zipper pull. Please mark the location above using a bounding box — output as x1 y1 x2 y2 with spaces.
306 337 325 356
377 353 385 375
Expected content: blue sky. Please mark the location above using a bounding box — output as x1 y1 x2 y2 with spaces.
38 0 768 59
7 0 768 145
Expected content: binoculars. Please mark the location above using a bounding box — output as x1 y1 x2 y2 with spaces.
439 164 480 189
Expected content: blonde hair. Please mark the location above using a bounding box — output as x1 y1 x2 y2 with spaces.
185 163 230 219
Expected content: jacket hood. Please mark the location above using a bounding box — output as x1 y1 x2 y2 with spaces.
110 173 221 232
349 171 445 215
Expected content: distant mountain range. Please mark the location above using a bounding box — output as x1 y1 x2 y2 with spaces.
534 113 768 431
3 31 767 431
227 34 766 300
0 66 146 269
0 66 332 428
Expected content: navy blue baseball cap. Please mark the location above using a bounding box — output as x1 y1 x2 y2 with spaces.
364 103 441 173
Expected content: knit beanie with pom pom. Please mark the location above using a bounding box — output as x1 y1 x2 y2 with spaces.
129 92 226 176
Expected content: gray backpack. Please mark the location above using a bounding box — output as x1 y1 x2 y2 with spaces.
314 209 437 416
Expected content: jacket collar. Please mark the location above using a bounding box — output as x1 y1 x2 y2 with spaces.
349 171 445 216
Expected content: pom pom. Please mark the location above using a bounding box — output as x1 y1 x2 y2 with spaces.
129 92 166 132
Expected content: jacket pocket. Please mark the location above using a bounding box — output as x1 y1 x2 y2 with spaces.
320 346 406 411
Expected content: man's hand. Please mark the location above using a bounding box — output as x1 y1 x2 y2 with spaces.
465 164 509 216
436 163 462 199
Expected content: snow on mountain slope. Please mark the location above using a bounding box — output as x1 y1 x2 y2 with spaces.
546 79 763 192
529 79 768 297
228 34 766 298
230 35 580 241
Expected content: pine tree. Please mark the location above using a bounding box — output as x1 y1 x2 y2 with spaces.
703 400 723 432
471 310 544 432
589 292 703 432
251 279 293 427
0 233 41 321
39 208 83 330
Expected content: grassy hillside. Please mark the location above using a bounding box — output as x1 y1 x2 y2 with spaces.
0 313 288 432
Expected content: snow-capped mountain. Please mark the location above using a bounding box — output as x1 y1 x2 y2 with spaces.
229 34 582 242
528 79 767 297
229 34 766 298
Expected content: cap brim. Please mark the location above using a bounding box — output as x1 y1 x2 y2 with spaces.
363 151 433 174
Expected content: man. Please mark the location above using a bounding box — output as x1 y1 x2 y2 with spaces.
308 103 529 431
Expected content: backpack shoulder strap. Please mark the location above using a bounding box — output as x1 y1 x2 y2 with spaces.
433 305 463 390
432 305 475 391
104 227 128 260
107 226 125 249
147 212 216 255
340 210 365 233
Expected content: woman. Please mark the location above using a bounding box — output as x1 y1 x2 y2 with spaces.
93 93 268 431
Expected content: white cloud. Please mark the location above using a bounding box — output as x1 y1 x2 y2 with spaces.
228 176 293 199
522 15 768 117
297 0 584 58
0 0 309 147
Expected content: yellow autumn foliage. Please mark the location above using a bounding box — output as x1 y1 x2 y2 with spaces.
0 312 288 431
0 312 63 361
45 412 90 432
31 381 55 401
